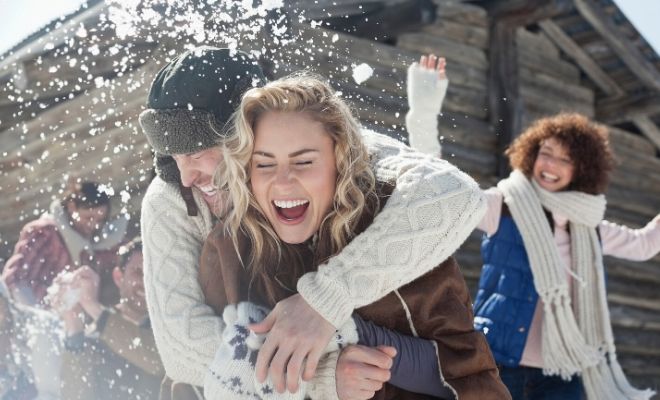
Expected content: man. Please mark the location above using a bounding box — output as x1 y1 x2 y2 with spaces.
139 46 486 397
52 237 183 399
1 181 126 308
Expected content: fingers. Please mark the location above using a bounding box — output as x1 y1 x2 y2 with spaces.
255 332 277 382
269 344 291 392
286 350 306 392
301 345 323 381
249 309 275 334
376 345 397 359
419 54 427 69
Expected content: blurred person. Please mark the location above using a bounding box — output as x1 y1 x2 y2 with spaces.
0 281 62 400
407 55 660 400
1 180 127 307
52 237 176 400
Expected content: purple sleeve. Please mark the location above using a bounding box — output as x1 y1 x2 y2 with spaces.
353 314 453 399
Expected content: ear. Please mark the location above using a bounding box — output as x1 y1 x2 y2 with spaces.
112 266 123 288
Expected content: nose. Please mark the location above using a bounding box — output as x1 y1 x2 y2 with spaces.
274 166 293 186
178 161 199 188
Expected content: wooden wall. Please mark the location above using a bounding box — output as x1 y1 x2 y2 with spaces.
0 0 659 390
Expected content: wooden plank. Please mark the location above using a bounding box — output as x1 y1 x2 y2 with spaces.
574 0 660 92
519 66 595 104
421 19 488 49
516 26 559 58
433 1 488 28
632 116 660 151
538 19 625 97
608 126 656 156
597 93 660 124
518 43 581 83
396 32 488 71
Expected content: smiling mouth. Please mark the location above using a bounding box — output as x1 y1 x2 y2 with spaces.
540 171 560 183
273 199 309 222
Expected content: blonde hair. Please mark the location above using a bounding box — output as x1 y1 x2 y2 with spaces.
215 73 377 291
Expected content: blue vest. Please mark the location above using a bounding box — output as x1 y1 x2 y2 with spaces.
474 215 539 367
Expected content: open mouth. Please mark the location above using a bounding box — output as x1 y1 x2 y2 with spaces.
198 185 218 197
273 199 309 222
540 171 560 183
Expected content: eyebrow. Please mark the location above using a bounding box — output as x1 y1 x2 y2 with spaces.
253 149 319 158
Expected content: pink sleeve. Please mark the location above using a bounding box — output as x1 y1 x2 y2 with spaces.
600 216 660 261
477 187 504 236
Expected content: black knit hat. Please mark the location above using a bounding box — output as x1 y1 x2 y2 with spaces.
139 46 266 183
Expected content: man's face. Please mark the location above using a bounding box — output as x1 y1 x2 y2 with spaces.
115 252 146 315
66 203 109 239
172 147 223 210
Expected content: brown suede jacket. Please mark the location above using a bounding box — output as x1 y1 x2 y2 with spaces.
199 186 510 400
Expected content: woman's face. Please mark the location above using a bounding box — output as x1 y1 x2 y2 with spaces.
532 137 575 192
250 111 337 244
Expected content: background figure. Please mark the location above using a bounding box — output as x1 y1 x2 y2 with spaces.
406 59 659 400
1 180 127 308
51 236 171 400
0 281 62 400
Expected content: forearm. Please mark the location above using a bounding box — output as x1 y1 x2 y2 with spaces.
353 315 452 398
600 217 660 261
298 134 485 327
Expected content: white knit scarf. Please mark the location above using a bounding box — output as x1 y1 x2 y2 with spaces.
497 170 654 400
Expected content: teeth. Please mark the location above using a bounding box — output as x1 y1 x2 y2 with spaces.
198 185 217 194
274 199 309 209
541 172 559 181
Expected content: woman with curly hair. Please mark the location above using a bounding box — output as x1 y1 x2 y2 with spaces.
198 73 511 400
406 56 660 400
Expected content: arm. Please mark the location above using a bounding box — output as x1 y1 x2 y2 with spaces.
405 54 448 157
353 315 452 398
141 178 223 386
255 132 486 389
600 214 660 261
298 131 486 328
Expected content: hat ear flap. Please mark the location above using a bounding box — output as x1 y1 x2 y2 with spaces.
154 153 181 184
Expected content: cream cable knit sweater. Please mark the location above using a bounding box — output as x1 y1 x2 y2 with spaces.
141 129 486 388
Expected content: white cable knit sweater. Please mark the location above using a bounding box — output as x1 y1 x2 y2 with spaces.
141 129 485 389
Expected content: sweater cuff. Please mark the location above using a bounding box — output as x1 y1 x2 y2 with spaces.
307 351 340 400
297 272 354 329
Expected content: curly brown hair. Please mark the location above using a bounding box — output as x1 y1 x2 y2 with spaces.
505 113 615 194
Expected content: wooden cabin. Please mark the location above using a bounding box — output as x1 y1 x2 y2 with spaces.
1 0 659 388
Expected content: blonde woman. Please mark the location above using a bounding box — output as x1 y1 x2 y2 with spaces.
199 74 510 400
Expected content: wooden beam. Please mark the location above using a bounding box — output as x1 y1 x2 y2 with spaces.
319 0 436 40
633 115 660 151
485 0 574 25
489 23 524 177
538 19 625 97
574 0 660 92
485 0 574 177
597 93 660 124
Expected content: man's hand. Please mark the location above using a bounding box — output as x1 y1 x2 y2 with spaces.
250 293 336 393
336 345 396 400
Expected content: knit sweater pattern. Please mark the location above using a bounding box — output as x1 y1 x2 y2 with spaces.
141 129 486 387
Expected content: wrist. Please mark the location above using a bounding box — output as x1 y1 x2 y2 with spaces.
82 300 104 321
62 312 84 336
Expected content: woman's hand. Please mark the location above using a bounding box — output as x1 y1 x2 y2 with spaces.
406 53 449 157
336 345 396 400
419 54 447 79
250 293 336 394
